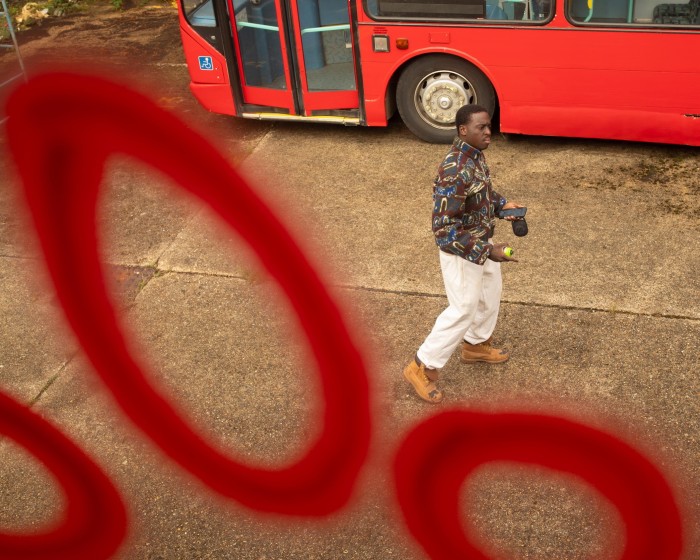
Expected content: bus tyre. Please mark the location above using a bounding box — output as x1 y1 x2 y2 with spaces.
397 55 496 144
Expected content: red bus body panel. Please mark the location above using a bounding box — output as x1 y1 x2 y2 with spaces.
178 16 237 116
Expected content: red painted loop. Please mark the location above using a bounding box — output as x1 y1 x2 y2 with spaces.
0 391 127 560
6 72 371 516
394 410 683 560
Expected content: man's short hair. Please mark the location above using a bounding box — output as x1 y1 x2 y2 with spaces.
455 104 490 133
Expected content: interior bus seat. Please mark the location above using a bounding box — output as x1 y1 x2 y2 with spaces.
502 0 527 19
486 0 509 19
653 0 699 23
570 0 629 23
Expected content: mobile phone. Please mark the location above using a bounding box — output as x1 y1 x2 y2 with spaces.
498 207 527 218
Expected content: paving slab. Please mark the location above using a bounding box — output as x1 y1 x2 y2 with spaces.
3 121 700 559
97 160 201 267
0 255 76 403
160 123 700 319
2 272 698 558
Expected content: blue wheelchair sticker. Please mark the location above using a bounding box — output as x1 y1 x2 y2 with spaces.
198 56 214 71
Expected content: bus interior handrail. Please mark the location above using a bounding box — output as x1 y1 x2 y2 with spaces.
301 24 351 34
236 21 279 31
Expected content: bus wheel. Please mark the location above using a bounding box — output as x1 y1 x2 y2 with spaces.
397 55 495 144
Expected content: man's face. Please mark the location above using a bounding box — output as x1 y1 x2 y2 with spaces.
458 111 492 151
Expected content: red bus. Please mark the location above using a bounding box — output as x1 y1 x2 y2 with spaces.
176 0 700 145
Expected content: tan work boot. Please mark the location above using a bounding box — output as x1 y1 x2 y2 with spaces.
460 337 509 364
403 359 443 403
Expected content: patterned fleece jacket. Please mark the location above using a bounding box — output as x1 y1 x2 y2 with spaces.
432 136 507 265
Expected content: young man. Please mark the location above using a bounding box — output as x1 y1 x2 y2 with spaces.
403 105 524 403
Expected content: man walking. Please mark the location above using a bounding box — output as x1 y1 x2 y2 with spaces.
403 105 524 403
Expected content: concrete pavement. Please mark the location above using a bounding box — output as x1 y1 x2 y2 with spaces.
1 5 699 559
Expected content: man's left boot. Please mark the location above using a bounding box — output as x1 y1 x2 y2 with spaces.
460 337 509 364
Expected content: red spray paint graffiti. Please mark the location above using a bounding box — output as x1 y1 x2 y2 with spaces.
395 410 683 559
2 72 684 559
5 71 371 518
0 391 126 560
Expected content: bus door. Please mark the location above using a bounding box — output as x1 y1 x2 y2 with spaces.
230 0 359 117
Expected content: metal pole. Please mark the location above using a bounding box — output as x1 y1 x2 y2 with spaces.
0 0 28 124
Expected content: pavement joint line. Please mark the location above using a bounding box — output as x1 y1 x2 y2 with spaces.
145 266 247 282
245 125 276 158
143 268 700 323
88 61 187 68
0 254 32 260
145 118 277 267
339 284 700 322
149 206 209 271
2 255 698 323
507 301 699 322
27 353 77 408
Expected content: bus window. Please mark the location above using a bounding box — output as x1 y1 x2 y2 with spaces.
182 0 223 52
298 0 356 92
371 0 485 18
651 0 700 24
364 0 553 21
568 0 700 25
233 0 287 90
184 0 215 27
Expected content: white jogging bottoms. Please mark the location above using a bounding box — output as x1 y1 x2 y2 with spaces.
416 250 502 369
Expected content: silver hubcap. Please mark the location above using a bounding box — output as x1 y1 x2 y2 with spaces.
414 70 475 129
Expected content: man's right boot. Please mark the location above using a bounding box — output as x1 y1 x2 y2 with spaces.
403 359 443 403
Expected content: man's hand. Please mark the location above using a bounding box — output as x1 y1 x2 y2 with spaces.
488 242 518 262
501 201 524 222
